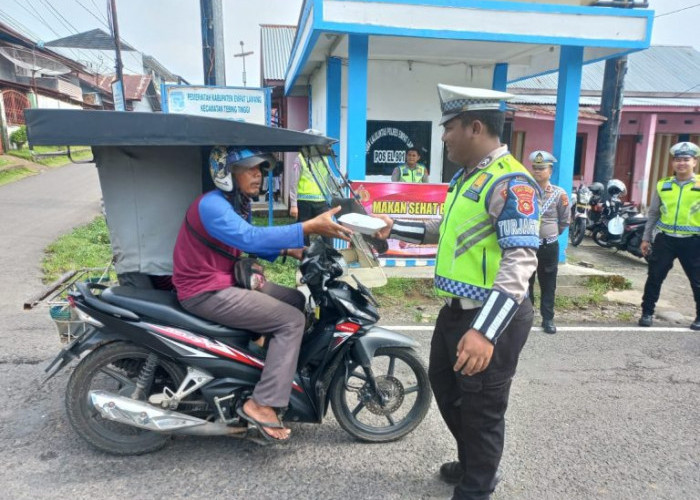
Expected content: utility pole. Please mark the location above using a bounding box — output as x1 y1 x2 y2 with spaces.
593 55 628 185
200 0 226 85
234 41 254 87
108 0 126 110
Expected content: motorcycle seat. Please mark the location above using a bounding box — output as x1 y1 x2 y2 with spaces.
624 215 647 225
100 286 252 340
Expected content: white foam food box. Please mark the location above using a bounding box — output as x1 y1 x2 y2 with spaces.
338 213 387 235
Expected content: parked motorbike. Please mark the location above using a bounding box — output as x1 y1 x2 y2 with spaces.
590 179 649 261
569 182 606 246
44 241 431 455
569 184 593 246
591 211 649 261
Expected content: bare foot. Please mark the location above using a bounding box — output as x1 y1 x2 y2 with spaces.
242 399 290 441
253 336 266 348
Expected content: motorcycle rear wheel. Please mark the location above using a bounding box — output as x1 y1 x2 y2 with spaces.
570 218 587 246
330 347 431 442
65 342 184 455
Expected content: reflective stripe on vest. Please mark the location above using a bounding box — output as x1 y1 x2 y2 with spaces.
434 154 536 301
297 155 326 202
656 175 700 235
399 164 427 183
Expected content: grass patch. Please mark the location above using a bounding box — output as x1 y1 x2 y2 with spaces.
8 146 92 167
0 167 36 186
0 157 11 168
42 216 113 283
617 311 634 322
551 275 633 311
373 277 436 306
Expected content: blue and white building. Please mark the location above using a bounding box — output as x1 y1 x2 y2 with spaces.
284 0 654 258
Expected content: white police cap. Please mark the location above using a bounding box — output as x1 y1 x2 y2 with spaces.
669 141 700 158
528 150 557 167
437 84 514 126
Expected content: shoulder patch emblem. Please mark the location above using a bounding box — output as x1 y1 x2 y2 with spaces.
510 184 536 216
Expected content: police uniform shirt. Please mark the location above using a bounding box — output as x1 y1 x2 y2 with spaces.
642 179 696 241
391 145 538 308
538 183 570 243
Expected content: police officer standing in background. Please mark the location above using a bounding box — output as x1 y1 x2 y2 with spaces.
639 141 700 331
374 84 539 500
391 147 429 183
289 129 332 245
527 151 570 334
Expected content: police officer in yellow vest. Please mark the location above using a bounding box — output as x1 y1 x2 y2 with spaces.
373 84 539 499
391 147 429 183
639 141 700 330
289 129 332 245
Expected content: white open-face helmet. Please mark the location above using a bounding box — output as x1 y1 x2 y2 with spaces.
606 178 626 197
209 146 276 192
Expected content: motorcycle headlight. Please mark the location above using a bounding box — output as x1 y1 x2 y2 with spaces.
579 192 592 203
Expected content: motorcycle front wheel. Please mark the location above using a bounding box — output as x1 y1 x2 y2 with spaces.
592 227 614 248
330 347 431 442
65 342 184 455
570 217 587 246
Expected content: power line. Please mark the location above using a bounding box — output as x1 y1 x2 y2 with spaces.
36 0 79 35
74 0 110 29
655 3 700 18
12 0 94 70
21 0 62 38
671 82 700 97
88 0 110 26
0 8 42 42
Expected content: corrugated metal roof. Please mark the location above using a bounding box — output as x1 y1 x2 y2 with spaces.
261 25 296 82
510 46 700 96
513 104 606 121
512 94 700 108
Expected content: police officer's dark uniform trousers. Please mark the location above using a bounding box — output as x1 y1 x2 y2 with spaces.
430 300 533 498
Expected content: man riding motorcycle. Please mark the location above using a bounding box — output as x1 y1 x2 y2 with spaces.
172 146 351 441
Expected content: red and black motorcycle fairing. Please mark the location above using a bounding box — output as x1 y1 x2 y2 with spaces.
44 242 430 448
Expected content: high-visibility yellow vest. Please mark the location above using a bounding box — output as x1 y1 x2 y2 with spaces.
399 164 427 183
434 154 538 301
656 174 700 235
297 155 326 202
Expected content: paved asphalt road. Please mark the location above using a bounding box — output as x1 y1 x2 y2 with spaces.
0 165 698 499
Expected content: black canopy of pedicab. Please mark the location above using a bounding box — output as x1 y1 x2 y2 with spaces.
24 109 336 152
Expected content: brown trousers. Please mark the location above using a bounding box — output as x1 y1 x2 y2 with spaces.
180 282 306 408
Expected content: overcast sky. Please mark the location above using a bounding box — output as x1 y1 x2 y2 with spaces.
0 0 698 86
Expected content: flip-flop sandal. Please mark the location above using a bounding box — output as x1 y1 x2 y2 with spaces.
236 406 289 442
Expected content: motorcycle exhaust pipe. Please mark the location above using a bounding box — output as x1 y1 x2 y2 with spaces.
89 390 247 437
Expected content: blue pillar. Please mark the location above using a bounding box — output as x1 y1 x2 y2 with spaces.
326 57 341 158
347 34 368 181
492 63 508 92
551 46 583 262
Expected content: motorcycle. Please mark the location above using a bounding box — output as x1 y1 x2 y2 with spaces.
569 184 593 246
44 241 432 455
591 196 649 261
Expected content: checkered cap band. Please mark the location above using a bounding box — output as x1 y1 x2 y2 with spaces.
435 276 489 302
441 98 496 114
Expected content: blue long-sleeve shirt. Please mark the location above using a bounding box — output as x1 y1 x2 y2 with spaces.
199 191 304 260
172 191 304 300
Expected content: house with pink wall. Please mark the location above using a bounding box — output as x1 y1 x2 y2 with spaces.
508 45 700 208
